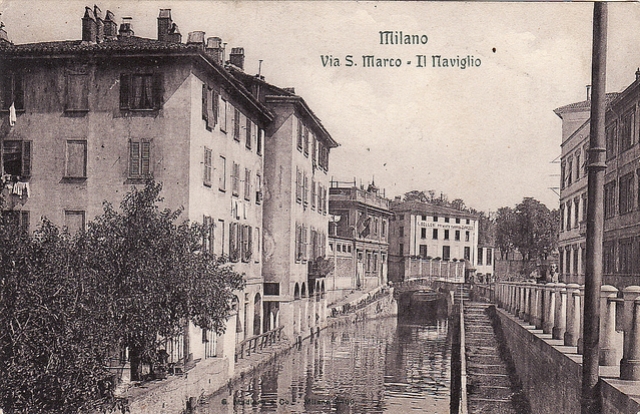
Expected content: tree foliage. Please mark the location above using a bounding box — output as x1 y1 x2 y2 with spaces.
495 197 559 262
0 181 244 413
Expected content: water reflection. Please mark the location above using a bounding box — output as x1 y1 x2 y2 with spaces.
202 314 450 414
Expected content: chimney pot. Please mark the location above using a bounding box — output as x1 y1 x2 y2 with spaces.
118 17 134 38
82 6 97 43
229 47 245 70
94 5 104 43
103 10 117 40
187 31 205 47
205 37 224 64
158 9 178 42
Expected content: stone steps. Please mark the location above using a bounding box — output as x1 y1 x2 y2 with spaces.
464 302 529 414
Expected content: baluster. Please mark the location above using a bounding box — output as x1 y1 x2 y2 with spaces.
564 284 581 346
543 283 556 335
600 285 619 366
553 283 567 340
621 296 640 380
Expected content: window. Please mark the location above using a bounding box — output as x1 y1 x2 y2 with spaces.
217 219 225 255
203 147 212 187
231 162 240 196
421 228 427 239
244 168 252 201
295 167 302 204
218 156 227 191
603 241 615 274
619 172 634 215
1 73 24 111
486 249 492 266
202 85 218 131
433 216 438 222
303 127 309 156
478 248 484 264
220 98 228 133
466 219 470 224
604 181 617 219
296 117 303 151
129 141 150 178
318 141 329 170
381 220 387 238
574 197 580 227
312 136 317 166
399 244 404 256
456 218 460 224
202 216 214 254
606 123 617 160
419 245 427 259
233 108 241 141
560 205 565 232
3 140 31 177
444 217 450 223
398 226 404 237
66 73 89 112
256 173 262 204
566 200 572 230
120 73 163 110
464 246 470 261
241 225 252 262
620 238 635 275
575 153 581 181
620 109 635 152
433 229 438 240
444 229 450 240
246 118 253 149
3 210 29 233
465 231 470 242
65 140 87 178
64 210 85 234
229 222 240 262
303 173 308 205
567 157 573 186
398 215 404 221
573 247 579 276
254 227 260 263
442 246 451 261
455 230 460 241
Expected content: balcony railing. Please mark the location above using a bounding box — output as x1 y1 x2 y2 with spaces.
235 326 284 362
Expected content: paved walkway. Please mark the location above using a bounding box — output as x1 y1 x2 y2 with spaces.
464 302 530 414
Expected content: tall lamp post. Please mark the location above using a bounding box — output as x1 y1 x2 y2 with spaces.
581 2 607 413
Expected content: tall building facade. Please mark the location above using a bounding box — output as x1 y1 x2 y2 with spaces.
327 180 391 299
0 7 272 377
230 70 339 340
555 90 618 284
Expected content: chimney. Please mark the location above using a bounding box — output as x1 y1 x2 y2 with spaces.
118 17 134 38
0 22 10 45
586 85 591 101
229 47 245 70
81 6 97 43
186 31 205 48
205 37 224 64
103 10 117 40
158 9 181 43
94 5 104 43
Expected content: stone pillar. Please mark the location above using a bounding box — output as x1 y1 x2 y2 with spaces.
599 285 619 366
564 284 581 346
621 297 640 380
621 286 640 376
543 283 556 335
532 285 542 329
523 284 531 322
553 283 567 340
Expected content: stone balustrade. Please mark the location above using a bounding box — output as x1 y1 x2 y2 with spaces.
490 281 640 381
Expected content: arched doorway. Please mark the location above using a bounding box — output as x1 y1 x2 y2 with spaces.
253 293 262 336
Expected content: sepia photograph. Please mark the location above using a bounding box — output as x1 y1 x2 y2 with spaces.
1 1 640 413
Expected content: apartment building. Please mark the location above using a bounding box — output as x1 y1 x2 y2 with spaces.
0 7 272 377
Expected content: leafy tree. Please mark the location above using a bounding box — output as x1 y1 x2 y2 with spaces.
495 207 517 260
0 181 244 412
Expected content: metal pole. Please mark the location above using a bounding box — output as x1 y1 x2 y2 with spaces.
582 3 607 413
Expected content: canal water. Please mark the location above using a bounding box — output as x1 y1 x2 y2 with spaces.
200 312 452 414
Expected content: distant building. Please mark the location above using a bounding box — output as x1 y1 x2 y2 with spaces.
388 199 481 282
0 7 272 378
327 180 391 299
555 89 618 284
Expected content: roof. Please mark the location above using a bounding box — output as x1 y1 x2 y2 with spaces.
0 36 199 56
553 93 620 118
390 200 479 220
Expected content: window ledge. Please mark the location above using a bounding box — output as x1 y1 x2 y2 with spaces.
61 177 87 183
125 177 151 185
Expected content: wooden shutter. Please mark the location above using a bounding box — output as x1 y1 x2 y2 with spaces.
119 74 130 110
246 118 252 149
204 147 212 186
13 73 24 110
152 73 164 109
202 83 208 122
212 91 219 126
141 142 150 175
130 141 140 176
1 75 12 110
22 141 32 177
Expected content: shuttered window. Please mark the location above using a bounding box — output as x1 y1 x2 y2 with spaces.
3 140 31 177
65 140 87 178
129 141 151 177
1 73 24 111
120 73 163 110
66 74 89 111
204 147 212 187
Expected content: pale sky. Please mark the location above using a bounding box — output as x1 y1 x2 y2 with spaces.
2 1 640 213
